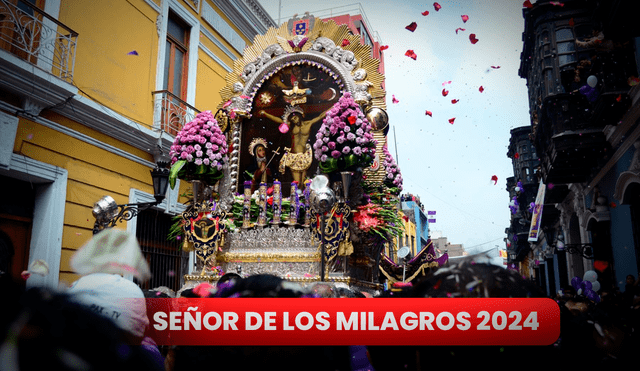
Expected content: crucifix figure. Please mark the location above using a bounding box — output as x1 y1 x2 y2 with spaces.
258 105 327 187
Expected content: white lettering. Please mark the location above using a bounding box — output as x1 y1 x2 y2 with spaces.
246 312 262 330
400 312 418 330
456 312 471 330
380 312 399 331
336 312 358 330
283 312 295 330
224 312 239 330
153 312 167 330
264 312 277 330
170 312 181 330
420 312 435 330
315 312 330 330
203 312 222 330
295 312 313 331
436 312 455 331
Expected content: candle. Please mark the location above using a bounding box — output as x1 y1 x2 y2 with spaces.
272 180 282 225
242 181 252 228
257 182 268 227
303 179 312 227
288 181 299 226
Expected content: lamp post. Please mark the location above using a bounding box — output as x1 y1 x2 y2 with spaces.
92 162 170 234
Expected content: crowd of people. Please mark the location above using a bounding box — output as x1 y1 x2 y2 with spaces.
2 229 640 370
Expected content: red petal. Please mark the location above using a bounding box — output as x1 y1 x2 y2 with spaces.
461 15 469 23
514 152 520 159
523 0 533 8
425 110 433 117
341 38 350 47
405 50 417 60
569 18 575 27
434 2 442 11
392 95 399 104
491 66 501 69
451 99 459 104
491 175 498 185
442 88 449 97
380 45 389 51
348 116 357 124
550 1 564 6
422 10 429 16
594 260 609 272
449 118 455 124
455 28 466 34
616 94 622 102
405 22 417 32
479 86 484 93
469 34 479 44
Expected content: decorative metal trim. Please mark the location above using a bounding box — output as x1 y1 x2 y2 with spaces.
217 252 321 263
559 244 594 259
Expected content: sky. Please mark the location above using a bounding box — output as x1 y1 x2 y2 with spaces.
260 0 531 258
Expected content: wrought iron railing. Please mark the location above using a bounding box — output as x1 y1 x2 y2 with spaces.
0 0 78 81
152 90 200 136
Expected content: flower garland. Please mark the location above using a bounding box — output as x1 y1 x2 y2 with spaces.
313 92 377 173
168 111 228 189
382 143 403 194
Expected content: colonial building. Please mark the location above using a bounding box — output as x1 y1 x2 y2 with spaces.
0 0 274 290
518 0 640 295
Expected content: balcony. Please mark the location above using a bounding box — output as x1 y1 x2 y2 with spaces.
0 0 77 81
152 90 199 136
534 93 612 184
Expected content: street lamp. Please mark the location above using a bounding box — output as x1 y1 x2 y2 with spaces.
92 162 170 234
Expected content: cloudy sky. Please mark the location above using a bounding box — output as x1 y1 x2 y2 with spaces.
261 0 530 257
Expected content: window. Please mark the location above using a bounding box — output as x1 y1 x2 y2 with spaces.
161 11 190 135
556 28 576 67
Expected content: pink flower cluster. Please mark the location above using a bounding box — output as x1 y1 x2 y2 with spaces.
313 92 377 165
169 111 228 170
382 143 403 192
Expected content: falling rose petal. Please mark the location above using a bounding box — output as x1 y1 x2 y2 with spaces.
425 110 433 117
550 1 564 6
491 175 498 185
479 86 485 93
433 2 442 11
348 116 357 124
448 117 455 124
442 88 449 97
491 66 501 69
594 260 609 272
514 152 520 159
127 50 138 56
422 10 429 16
469 34 479 44
610 202 617 208
405 50 417 60
455 28 466 34
405 22 417 32
451 99 459 104
341 38 350 47
442 80 452 86
279 122 290 133
523 0 533 8
547 183 555 190
569 18 575 27
21 271 31 280
392 95 399 104
616 94 622 102
461 15 469 23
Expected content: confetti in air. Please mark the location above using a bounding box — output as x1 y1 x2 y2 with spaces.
491 175 498 185
448 118 456 124
392 95 399 104
461 15 469 23
405 50 417 60
127 50 139 56
469 34 479 44
405 22 417 32
433 2 442 11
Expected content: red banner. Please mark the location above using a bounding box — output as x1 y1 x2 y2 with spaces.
145 298 559 346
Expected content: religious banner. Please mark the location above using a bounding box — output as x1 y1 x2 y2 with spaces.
528 181 546 242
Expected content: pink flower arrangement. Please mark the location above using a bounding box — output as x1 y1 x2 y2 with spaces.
168 110 228 189
382 143 403 194
353 204 382 233
314 92 377 173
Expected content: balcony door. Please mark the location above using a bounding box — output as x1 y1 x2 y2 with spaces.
161 11 189 135
0 0 46 64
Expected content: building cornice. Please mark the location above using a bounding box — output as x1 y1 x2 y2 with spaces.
211 0 276 40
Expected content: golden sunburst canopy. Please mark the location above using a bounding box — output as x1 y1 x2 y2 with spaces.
218 17 386 111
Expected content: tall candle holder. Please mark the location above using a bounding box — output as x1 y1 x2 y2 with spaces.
257 182 268 227
271 180 282 225
287 181 299 226
242 181 252 229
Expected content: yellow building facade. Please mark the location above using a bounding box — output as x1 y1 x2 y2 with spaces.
0 0 275 289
